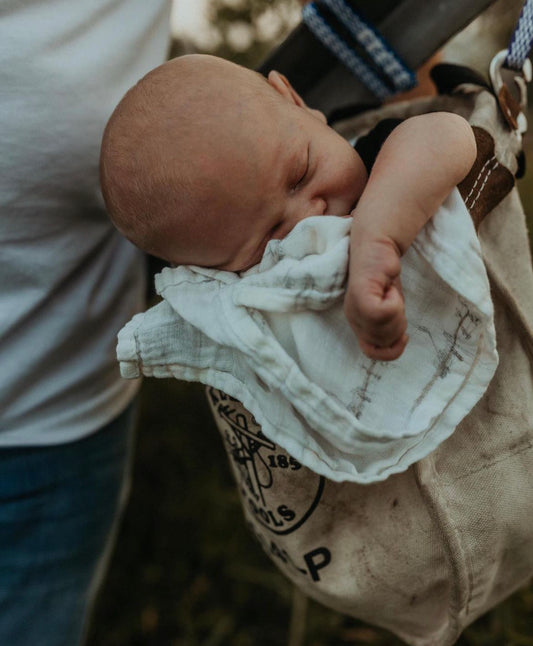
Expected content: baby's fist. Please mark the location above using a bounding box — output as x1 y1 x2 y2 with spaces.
344 238 408 361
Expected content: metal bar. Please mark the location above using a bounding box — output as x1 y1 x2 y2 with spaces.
258 0 499 115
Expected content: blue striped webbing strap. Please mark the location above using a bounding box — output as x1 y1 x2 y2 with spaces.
506 0 533 70
302 0 416 101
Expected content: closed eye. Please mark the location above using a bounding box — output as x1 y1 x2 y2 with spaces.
290 143 310 192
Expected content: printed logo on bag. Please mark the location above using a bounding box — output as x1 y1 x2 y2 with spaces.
208 388 325 535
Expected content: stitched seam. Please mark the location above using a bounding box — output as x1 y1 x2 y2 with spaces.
414 459 471 641
466 160 500 210
464 156 497 205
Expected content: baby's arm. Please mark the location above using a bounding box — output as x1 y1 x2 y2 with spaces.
344 112 477 361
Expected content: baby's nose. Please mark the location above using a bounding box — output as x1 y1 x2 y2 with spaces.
311 197 328 215
295 196 327 219
285 196 328 234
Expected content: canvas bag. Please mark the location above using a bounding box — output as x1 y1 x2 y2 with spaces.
206 66 533 645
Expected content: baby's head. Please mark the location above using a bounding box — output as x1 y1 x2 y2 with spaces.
100 54 367 272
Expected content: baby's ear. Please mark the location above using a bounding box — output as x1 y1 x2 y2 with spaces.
267 70 327 123
267 70 307 107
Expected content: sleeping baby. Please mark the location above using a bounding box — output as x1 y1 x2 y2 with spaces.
99 54 476 362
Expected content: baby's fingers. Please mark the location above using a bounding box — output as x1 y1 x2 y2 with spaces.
346 284 405 338
358 333 409 362
344 283 408 360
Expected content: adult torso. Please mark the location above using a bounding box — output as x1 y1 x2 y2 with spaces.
0 0 172 444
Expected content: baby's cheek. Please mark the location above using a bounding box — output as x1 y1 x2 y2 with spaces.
349 149 369 198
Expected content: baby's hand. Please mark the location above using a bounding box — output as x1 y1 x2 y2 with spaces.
344 236 408 361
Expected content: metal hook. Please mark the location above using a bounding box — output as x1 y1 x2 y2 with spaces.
489 49 532 134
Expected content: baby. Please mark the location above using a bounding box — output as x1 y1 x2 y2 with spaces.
100 54 476 361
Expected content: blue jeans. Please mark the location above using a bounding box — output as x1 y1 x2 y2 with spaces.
0 402 136 646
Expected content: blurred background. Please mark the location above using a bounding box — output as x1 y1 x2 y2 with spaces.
86 1 533 644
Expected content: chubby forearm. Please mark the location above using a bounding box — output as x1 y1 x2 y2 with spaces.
350 112 477 255
344 112 476 360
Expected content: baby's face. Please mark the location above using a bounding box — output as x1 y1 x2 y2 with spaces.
165 70 368 272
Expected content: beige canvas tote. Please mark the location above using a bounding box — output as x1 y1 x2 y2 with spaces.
207 66 533 645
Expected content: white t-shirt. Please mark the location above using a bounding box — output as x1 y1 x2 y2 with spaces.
0 0 172 445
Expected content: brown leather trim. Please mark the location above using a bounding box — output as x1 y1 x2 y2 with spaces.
458 126 515 230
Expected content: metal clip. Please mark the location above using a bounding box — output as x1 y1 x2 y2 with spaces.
489 49 532 134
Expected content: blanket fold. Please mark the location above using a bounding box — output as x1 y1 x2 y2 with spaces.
117 187 497 483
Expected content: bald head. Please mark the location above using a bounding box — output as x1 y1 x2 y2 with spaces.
99 54 279 263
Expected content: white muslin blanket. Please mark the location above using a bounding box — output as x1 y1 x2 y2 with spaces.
117 188 498 483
